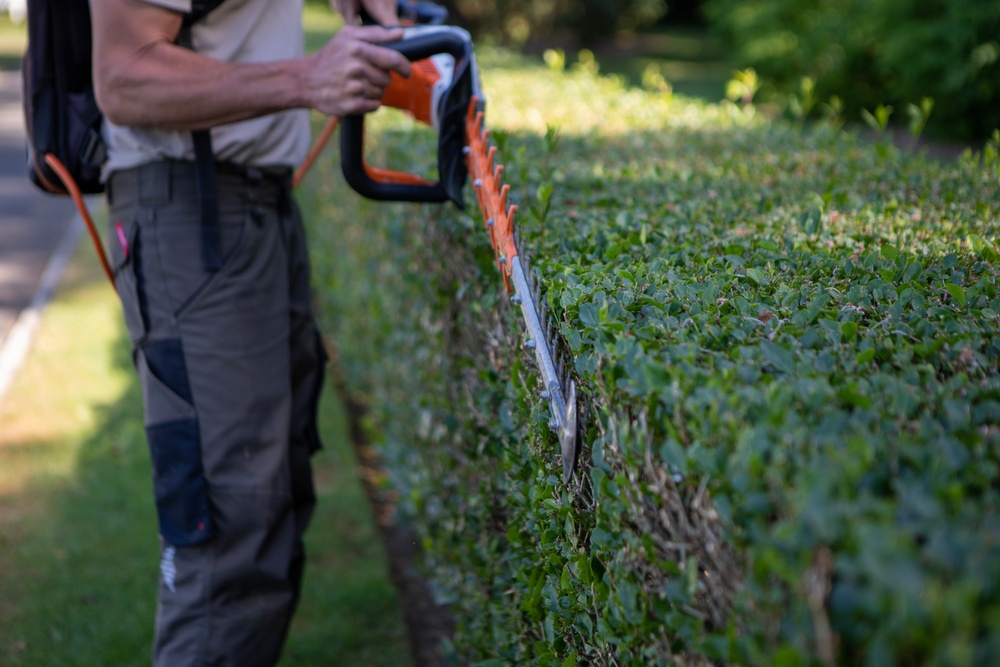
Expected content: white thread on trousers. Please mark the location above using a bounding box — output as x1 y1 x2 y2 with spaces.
160 546 177 593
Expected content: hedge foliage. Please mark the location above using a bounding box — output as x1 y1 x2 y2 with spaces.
702 0 1000 143
301 48 1000 665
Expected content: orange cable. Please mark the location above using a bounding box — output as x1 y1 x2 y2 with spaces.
292 116 340 189
42 153 114 285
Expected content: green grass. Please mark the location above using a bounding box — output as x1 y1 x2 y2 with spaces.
0 14 25 71
0 221 410 663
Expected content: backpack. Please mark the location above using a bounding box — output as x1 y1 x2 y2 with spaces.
23 0 104 195
22 0 227 281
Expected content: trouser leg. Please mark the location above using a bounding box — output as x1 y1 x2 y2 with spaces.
107 163 325 667
278 185 326 621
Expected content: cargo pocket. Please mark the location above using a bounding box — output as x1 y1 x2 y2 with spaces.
139 338 212 547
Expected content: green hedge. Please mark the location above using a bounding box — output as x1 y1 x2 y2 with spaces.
703 0 1000 143
301 49 1000 665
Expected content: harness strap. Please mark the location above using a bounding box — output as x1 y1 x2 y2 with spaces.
178 23 222 272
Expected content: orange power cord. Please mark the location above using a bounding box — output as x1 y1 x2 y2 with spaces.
43 153 114 284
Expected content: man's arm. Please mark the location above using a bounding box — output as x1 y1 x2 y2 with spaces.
92 0 411 130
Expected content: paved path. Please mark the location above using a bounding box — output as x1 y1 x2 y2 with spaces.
0 69 81 399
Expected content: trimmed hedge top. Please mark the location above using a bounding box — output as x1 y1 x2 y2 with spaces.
304 48 1000 666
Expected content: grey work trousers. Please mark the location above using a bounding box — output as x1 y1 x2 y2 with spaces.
107 160 326 667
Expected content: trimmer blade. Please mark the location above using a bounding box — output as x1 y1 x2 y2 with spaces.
560 380 578 484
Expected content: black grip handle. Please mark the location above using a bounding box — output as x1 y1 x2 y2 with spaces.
340 28 469 204
378 29 468 62
340 114 450 203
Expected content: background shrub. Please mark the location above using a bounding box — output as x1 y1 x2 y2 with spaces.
302 47 1000 665
702 0 1000 142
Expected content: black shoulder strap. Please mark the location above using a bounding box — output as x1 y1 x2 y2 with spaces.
178 14 223 272
185 0 228 24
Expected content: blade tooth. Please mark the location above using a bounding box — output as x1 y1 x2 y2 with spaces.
499 184 510 213
475 113 485 141
487 146 497 174
494 165 504 189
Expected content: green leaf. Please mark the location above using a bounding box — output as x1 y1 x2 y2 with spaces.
902 261 922 283
746 267 767 285
537 182 554 205
579 303 600 328
838 382 872 408
841 321 859 342
773 645 806 667
761 342 796 374
945 283 967 307
967 233 997 259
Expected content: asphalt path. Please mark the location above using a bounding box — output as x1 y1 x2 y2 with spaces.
0 69 82 401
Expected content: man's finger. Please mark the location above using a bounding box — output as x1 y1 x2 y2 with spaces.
358 40 412 79
358 61 393 89
345 25 405 45
333 0 358 24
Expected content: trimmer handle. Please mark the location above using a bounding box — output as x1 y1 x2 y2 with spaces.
340 27 474 206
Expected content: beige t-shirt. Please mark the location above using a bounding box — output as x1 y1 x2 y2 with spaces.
103 0 311 176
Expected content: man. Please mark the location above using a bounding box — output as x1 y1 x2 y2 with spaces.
90 1 411 664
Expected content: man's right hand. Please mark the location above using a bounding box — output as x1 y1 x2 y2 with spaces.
305 25 412 117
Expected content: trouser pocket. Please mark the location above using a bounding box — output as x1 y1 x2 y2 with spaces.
139 339 212 547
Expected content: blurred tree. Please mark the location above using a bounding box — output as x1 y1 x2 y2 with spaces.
443 0 667 46
703 0 1000 142
657 0 708 25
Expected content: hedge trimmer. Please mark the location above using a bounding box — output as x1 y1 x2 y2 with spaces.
328 11 580 483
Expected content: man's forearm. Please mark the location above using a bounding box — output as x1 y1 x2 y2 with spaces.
92 0 410 131
96 41 313 130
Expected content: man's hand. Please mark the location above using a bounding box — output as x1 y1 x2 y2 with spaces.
305 25 411 117
333 0 399 26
